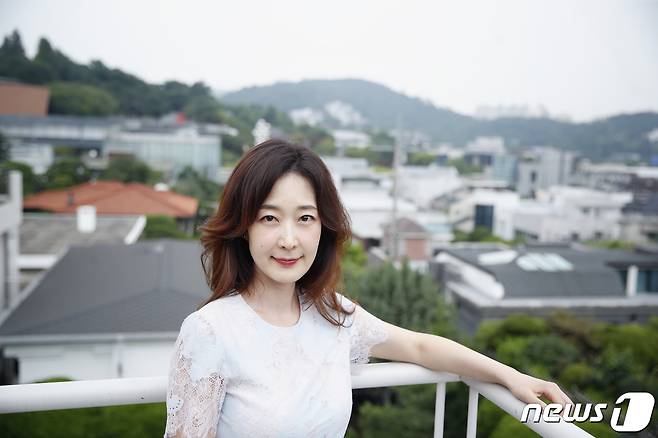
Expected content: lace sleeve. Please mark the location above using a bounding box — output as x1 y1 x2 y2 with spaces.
340 295 391 366
164 312 227 438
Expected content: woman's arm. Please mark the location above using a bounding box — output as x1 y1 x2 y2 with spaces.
369 315 573 407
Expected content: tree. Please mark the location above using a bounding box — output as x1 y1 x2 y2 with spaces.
183 95 222 123
48 82 119 116
448 158 479 175
407 152 436 166
173 166 222 205
142 214 191 239
0 161 40 196
0 131 8 162
99 156 155 184
43 158 91 189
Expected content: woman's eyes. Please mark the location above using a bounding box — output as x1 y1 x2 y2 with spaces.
260 215 315 223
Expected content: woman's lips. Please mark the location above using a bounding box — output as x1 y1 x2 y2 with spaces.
273 257 301 266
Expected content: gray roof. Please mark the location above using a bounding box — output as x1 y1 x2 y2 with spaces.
441 244 658 299
20 213 143 255
0 240 211 336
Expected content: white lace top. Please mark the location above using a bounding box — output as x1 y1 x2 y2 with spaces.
164 292 390 438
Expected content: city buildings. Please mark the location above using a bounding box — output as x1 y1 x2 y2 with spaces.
432 243 658 334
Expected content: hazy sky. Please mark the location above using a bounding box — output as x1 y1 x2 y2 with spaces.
1 0 657 121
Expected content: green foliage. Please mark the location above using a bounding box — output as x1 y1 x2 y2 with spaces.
489 415 539 438
345 260 441 332
447 157 480 175
183 95 222 123
313 137 337 156
49 81 119 116
99 156 158 184
289 124 335 153
474 315 548 351
0 403 166 438
0 161 40 195
43 158 92 190
0 131 9 162
142 214 191 239
0 31 55 84
355 401 435 438
342 242 367 272
452 226 523 245
345 147 393 167
407 152 436 166
173 166 222 205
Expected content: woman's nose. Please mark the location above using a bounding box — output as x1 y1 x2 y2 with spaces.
278 223 298 248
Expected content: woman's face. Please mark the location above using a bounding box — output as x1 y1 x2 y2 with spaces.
247 172 322 289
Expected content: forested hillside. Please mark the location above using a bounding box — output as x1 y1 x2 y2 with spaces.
224 81 658 161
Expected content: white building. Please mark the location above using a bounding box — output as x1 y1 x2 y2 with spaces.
398 165 462 209
332 129 371 150
8 143 53 174
288 107 324 127
104 127 221 181
252 118 272 145
517 147 577 197
448 189 521 236
0 171 21 315
505 186 632 242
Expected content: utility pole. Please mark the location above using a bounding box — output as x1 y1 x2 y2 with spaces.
391 116 401 262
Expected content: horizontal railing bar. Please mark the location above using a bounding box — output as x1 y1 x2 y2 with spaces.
461 377 593 438
0 363 458 414
351 362 460 389
0 363 595 437
1 376 167 414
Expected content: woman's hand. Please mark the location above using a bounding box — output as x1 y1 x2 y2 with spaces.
503 370 573 408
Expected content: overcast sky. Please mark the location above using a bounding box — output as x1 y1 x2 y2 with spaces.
2 0 657 121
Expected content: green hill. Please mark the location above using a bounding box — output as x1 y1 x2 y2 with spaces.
223 79 658 161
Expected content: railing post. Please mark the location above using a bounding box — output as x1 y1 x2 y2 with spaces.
466 387 479 438
434 382 446 438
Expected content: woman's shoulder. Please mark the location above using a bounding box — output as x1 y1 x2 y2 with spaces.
184 292 242 333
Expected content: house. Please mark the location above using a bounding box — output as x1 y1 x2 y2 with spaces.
431 243 658 334
620 192 658 244
0 79 49 116
0 240 209 383
509 186 633 242
18 210 145 289
22 180 198 233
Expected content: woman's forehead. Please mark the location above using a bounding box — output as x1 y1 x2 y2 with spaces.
261 173 317 208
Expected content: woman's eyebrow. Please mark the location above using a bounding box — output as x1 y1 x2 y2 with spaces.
260 204 317 211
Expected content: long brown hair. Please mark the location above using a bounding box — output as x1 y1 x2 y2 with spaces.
199 139 355 326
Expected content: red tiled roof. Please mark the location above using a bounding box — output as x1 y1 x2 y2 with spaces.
23 181 198 218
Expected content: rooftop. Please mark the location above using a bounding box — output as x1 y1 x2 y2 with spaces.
23 181 198 218
20 213 144 255
0 240 209 336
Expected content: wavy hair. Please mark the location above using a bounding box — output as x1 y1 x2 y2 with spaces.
199 139 355 326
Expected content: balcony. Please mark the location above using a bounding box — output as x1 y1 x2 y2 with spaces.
0 362 592 437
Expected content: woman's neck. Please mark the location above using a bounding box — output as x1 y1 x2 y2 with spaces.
243 278 299 316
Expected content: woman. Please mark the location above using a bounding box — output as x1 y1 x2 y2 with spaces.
164 139 572 437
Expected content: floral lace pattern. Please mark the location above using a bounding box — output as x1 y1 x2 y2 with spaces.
346 300 391 367
165 312 226 438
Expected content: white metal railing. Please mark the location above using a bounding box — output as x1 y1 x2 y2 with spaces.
0 362 593 437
